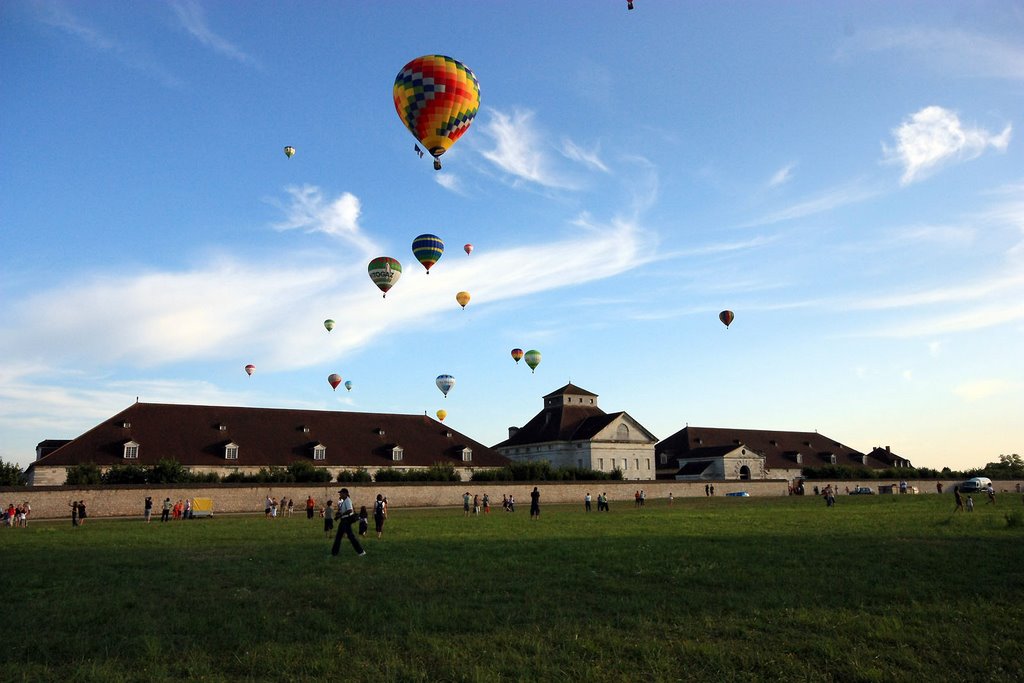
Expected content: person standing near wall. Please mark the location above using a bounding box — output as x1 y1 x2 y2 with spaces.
331 488 366 557
161 497 171 522
144 496 153 523
373 493 386 539
530 487 541 520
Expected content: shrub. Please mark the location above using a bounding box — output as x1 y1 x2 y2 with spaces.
102 463 150 485
64 463 102 485
470 463 624 482
287 461 333 483
337 468 373 483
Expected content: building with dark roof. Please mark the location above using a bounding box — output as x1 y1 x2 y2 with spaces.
492 383 658 480
26 402 510 486
655 425 911 481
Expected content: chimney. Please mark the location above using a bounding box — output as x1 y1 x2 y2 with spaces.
508 426 519 439
885 446 890 452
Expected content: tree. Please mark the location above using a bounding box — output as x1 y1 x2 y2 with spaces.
65 463 102 485
0 457 25 486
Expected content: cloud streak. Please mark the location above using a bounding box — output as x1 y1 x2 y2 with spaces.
271 186 380 255
478 108 579 189
170 0 259 66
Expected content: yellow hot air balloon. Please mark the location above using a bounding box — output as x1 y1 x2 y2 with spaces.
456 291 471 309
436 409 447 422
283 146 295 158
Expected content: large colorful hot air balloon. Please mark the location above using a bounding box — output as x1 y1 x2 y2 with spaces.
284 146 295 158
412 234 444 273
524 350 542 374
244 364 255 376
436 409 447 422
368 257 402 298
511 348 524 364
394 55 480 170
324 319 335 332
456 291 471 309
464 243 473 255
719 310 735 328
344 380 353 392
328 374 343 391
436 374 455 398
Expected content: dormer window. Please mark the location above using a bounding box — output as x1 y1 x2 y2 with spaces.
461 447 472 462
218 424 228 431
123 441 139 459
224 442 239 460
392 446 403 461
795 453 803 464
121 421 131 429
302 426 311 434
313 444 326 460
660 453 667 465
829 454 837 465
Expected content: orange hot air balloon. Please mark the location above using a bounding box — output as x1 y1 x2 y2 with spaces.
244 364 255 376
456 291 471 309
436 409 447 422
328 373 343 391
511 348 524 364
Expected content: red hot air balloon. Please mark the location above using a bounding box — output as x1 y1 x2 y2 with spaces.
464 243 473 255
244 364 255 376
328 373 343 391
719 310 735 328
510 348 524 364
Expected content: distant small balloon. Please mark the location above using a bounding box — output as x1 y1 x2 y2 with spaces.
244 364 255 376
464 243 473 255
436 409 447 422
456 291 471 309
511 348 524 364
344 380 353 392
284 146 295 158
328 373 343 391
719 310 735 328
324 319 335 332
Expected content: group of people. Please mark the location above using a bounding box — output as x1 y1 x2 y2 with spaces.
953 483 997 512
820 484 837 507
633 490 647 507
463 492 492 515
3 501 30 527
263 496 295 518
68 500 87 526
584 492 612 512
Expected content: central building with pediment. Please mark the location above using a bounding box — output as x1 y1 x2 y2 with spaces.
492 383 658 480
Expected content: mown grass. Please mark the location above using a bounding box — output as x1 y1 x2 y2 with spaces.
3 494 1023 682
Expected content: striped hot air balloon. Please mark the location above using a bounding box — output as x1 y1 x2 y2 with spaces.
412 234 444 273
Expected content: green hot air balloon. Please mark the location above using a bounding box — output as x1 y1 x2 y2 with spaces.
324 319 335 332
524 350 541 374
368 257 402 298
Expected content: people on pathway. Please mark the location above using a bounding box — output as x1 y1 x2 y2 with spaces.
331 488 366 557
161 497 172 522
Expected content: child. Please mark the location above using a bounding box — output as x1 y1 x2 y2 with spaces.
358 505 369 536
966 495 974 512
323 500 334 536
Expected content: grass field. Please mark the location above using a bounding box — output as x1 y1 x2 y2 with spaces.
3 494 1023 682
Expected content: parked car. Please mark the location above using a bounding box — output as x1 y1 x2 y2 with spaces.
958 477 993 494
849 486 875 495
725 491 749 497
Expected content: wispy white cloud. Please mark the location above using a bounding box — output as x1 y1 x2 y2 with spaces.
561 138 609 173
738 181 880 228
434 172 467 195
849 271 1024 311
768 163 796 187
478 108 578 189
883 106 1011 185
838 27 1024 81
954 378 1018 402
271 186 379 255
34 0 182 87
170 0 259 67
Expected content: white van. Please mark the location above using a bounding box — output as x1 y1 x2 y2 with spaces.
958 477 992 494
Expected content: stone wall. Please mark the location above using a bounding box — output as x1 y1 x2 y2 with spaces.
5 479 1021 521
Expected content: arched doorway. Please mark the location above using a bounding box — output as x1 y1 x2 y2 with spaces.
739 465 751 480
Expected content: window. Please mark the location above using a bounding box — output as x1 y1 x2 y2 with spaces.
795 453 803 464
392 446 404 461
829 454 837 465
623 459 628 471
461 448 472 462
123 441 139 459
646 459 651 470
660 453 667 465
635 458 640 471
577 459 583 468
598 458 604 469
313 445 326 460
225 443 239 460
616 424 629 440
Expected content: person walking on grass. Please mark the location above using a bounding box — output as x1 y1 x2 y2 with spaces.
70 500 78 527
482 493 490 514
953 486 963 512
463 492 471 517
77 500 87 526
323 500 334 537
373 493 386 539
530 487 541 520
306 495 316 520
585 492 592 512
331 489 366 557
357 506 369 536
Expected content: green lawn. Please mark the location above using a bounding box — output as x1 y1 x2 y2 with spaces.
3 494 1023 682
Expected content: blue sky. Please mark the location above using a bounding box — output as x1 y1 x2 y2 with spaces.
2 1 1021 471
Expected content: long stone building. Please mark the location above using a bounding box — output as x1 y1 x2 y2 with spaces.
492 383 659 480
26 402 510 485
